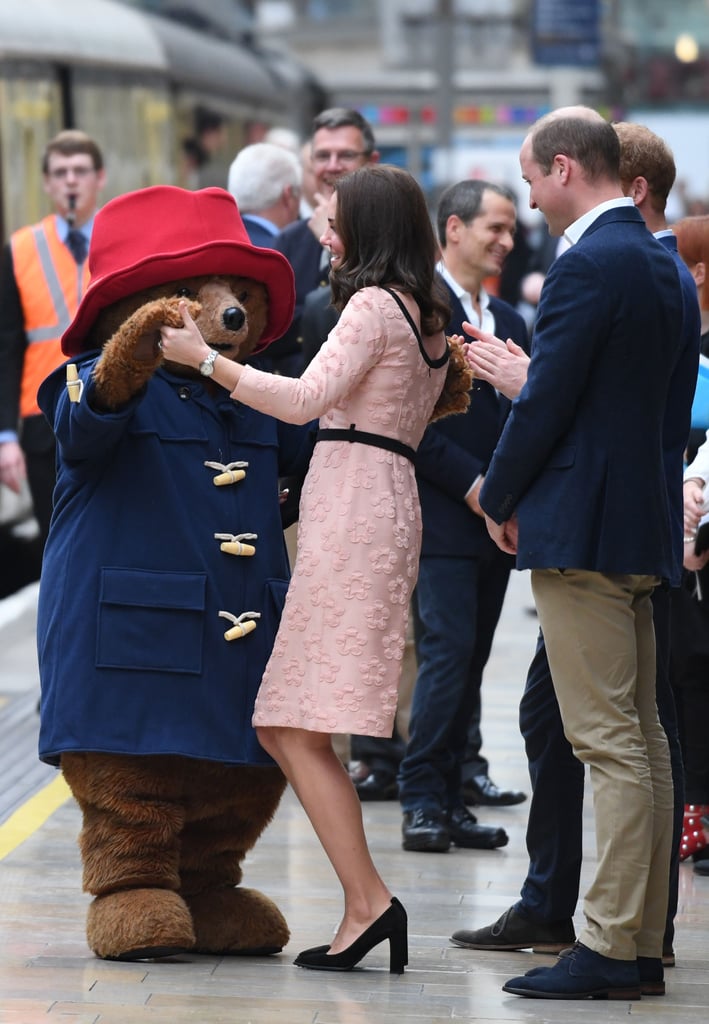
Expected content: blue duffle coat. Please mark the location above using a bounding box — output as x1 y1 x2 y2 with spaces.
37 353 314 767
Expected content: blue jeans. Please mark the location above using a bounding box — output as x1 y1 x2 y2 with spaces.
398 550 511 814
518 585 683 949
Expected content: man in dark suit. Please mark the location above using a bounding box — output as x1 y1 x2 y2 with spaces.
271 108 379 376
227 142 302 249
452 120 699 986
398 180 528 854
460 108 694 1000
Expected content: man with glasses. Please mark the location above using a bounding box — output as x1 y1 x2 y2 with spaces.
269 108 380 376
0 129 106 547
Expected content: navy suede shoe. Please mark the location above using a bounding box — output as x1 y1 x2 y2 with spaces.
501 941 641 1000
525 946 664 997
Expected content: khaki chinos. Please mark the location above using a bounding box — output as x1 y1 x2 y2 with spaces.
531 567 674 961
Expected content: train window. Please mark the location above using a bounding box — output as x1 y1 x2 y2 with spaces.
0 71 63 236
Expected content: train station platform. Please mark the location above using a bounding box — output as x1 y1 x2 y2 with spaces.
0 571 707 1023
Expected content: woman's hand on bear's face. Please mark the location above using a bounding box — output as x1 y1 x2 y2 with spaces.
159 300 211 369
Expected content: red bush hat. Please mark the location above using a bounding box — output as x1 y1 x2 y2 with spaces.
61 185 295 356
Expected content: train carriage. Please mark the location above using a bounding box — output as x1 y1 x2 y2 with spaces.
0 0 324 239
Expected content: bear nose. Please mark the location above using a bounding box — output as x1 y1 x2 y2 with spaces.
223 306 246 331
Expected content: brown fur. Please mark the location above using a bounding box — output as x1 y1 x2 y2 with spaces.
62 751 288 959
87 889 195 960
429 336 473 422
91 275 269 411
187 887 290 954
60 273 284 961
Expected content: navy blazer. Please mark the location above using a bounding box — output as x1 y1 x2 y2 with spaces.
301 284 338 368
241 215 280 250
415 282 528 558
273 218 328 356
481 205 691 580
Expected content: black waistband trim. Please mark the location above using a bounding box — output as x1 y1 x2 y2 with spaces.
316 426 415 462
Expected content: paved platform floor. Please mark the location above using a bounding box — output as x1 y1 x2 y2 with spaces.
0 571 707 1023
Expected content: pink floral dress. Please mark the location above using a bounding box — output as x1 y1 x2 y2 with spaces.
236 286 449 736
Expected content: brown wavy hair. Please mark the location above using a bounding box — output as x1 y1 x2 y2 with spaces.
329 164 450 335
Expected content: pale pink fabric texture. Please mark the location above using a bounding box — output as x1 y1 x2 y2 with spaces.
236 286 448 736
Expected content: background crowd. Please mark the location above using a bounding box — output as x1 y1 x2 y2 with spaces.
0 100 708 996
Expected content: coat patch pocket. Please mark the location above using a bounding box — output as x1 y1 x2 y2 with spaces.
96 567 206 674
545 445 576 470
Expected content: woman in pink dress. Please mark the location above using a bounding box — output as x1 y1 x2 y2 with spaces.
160 164 469 973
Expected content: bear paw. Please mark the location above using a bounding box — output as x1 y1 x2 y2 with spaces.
87 888 196 960
186 886 289 955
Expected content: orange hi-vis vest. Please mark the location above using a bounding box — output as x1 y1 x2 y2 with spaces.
11 215 90 418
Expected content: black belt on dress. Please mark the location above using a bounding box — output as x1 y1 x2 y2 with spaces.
316 426 415 463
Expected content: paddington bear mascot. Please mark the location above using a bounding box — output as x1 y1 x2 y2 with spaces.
36 186 315 961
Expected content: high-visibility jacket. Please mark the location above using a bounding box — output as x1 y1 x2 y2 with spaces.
11 215 89 418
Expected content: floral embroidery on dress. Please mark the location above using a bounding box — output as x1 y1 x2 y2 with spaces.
361 657 387 687
251 286 448 736
348 516 376 544
342 571 373 601
370 546 397 574
364 600 391 630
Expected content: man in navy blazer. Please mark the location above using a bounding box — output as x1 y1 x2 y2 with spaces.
272 108 379 376
452 120 700 991
398 180 528 854
465 108 693 1000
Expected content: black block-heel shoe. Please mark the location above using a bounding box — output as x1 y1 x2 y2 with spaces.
294 897 408 974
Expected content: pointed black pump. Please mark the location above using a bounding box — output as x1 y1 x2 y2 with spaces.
294 897 408 974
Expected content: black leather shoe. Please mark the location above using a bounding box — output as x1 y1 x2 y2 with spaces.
693 843 709 875
402 809 450 852
450 904 575 953
354 770 398 801
462 774 526 807
448 805 508 849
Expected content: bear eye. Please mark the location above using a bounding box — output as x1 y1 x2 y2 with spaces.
237 290 248 303
176 287 194 298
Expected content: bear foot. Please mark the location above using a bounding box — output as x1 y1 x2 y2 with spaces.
87 888 196 960
186 886 289 955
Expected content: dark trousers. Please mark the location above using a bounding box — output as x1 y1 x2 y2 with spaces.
518 585 683 949
21 413 56 548
398 550 511 814
669 570 709 802
350 727 406 775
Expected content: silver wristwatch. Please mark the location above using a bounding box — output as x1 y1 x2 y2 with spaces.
198 349 219 377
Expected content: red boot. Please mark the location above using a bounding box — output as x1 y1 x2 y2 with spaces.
680 804 709 860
